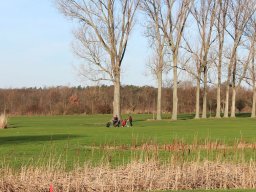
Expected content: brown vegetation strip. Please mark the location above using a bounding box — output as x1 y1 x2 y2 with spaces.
88 142 256 151
1 161 256 192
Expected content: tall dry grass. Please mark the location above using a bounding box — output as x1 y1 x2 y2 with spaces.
1 160 256 192
0 113 7 129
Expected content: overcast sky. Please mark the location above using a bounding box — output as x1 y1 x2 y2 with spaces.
0 0 153 88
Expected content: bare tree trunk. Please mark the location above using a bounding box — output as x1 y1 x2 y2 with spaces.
156 72 162 120
113 74 121 119
190 0 216 119
202 66 207 118
195 77 200 119
158 0 193 121
216 51 222 118
224 84 230 118
216 36 223 118
216 0 228 118
224 57 233 118
172 56 178 121
251 46 256 118
216 84 221 118
141 0 166 121
230 86 236 117
251 83 256 118
230 55 237 118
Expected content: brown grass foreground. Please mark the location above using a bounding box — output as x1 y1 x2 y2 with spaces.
1 160 256 192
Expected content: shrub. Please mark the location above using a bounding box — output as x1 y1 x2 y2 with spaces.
236 98 246 113
0 113 8 129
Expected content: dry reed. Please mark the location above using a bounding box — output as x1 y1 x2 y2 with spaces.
1 160 256 192
0 113 7 129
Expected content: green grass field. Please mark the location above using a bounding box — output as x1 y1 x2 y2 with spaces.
1 114 256 192
1 114 256 169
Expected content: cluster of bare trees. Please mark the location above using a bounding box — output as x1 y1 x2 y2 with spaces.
57 0 256 120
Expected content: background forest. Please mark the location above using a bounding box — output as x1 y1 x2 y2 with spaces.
0 83 251 116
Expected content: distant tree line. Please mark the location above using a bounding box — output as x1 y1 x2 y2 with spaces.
0 83 252 116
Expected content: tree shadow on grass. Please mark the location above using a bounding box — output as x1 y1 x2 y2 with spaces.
7 124 23 129
178 114 195 120
0 134 82 145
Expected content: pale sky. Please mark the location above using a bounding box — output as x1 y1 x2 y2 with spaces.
0 0 153 88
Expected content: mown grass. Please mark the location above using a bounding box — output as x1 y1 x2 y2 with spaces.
1 113 256 169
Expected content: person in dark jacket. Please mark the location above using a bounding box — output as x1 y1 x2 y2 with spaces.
113 115 119 127
128 115 133 127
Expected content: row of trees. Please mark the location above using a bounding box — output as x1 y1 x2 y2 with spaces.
0 84 252 116
56 0 256 120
